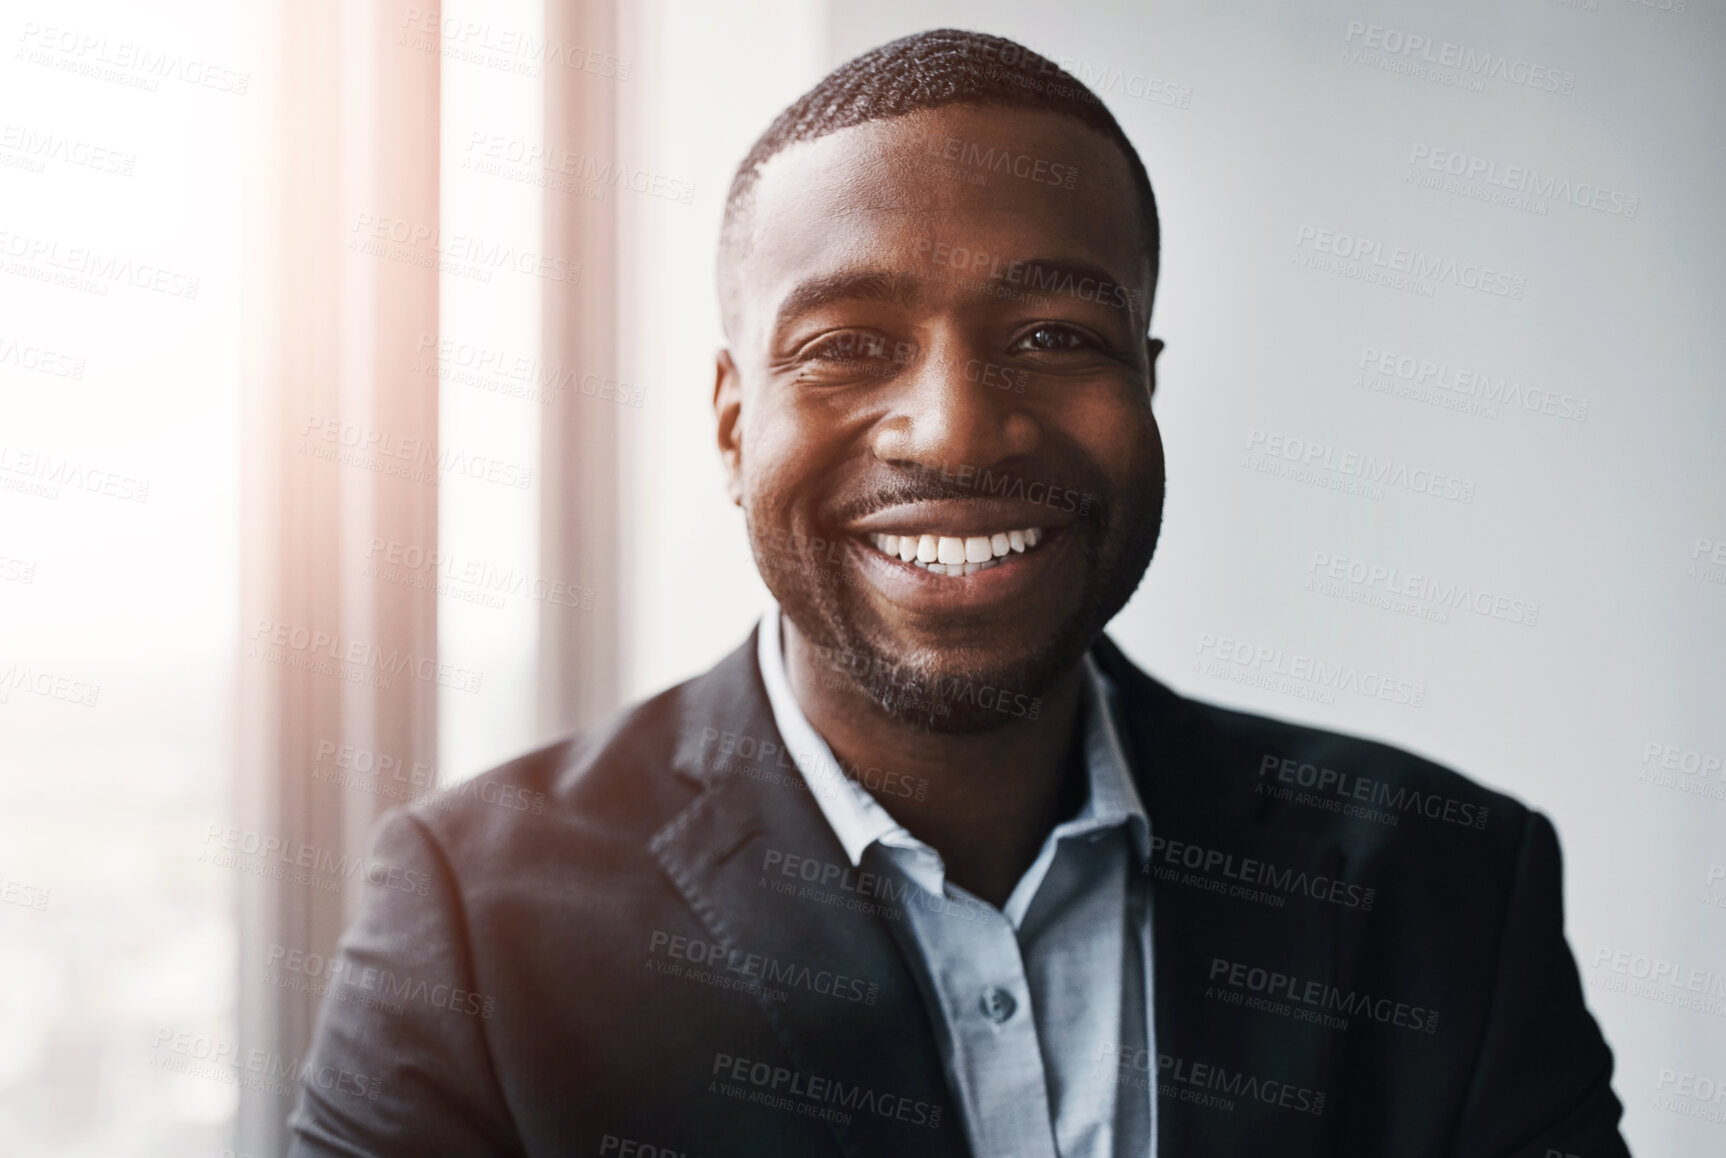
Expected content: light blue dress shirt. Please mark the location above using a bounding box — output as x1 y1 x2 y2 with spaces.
757 611 1158 1158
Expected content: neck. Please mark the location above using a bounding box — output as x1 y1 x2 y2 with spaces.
782 618 1087 908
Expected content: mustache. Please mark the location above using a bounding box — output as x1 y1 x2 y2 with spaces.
825 461 1109 525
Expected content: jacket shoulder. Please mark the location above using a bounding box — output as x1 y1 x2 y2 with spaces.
391 677 702 876
1095 634 1532 868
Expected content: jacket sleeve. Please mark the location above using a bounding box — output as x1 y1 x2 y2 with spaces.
288 810 523 1158
1450 810 1631 1158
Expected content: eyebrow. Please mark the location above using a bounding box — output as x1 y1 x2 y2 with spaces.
772 270 924 332
770 254 1142 334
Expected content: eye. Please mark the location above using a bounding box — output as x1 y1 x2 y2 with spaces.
1015 324 1093 353
803 330 905 364
791 330 914 385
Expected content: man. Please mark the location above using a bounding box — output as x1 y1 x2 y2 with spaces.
290 29 1629 1157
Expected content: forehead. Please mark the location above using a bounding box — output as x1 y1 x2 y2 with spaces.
732 104 1148 337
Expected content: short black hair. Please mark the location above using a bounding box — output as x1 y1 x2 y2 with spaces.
719 28 1160 310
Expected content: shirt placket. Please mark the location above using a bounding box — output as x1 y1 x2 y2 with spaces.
885 844 1062 1158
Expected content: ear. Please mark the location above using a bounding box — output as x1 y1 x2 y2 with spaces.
1145 337 1165 403
713 347 744 507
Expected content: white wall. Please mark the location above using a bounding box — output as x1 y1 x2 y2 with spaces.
615 0 827 694
617 3 1726 1152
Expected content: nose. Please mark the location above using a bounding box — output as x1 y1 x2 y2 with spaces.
869 343 1039 473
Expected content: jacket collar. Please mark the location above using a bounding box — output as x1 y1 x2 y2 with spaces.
654 627 971 1158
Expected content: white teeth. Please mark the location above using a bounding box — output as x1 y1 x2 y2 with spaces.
863 526 1049 575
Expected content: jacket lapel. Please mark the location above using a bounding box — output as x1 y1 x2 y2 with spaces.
649 631 971 1158
1095 636 1342 1154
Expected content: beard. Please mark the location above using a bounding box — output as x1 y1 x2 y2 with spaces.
752 464 1163 735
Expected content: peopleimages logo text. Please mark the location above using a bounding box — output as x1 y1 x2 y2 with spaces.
250 618 484 693
1209 956 1441 1033
0 228 200 299
1294 226 1526 300
1342 22 1575 95
920 134 1078 189
710 1052 943 1129
1357 346 1588 422
1259 754 1490 830
1407 145 1637 218
1147 833 1378 911
1247 429 1476 505
647 931 880 1005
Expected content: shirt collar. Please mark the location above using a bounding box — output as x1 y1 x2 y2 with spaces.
757 609 903 866
756 609 1150 872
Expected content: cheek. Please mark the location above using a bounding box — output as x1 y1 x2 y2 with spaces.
1059 389 1161 482
1136 412 1166 479
741 399 842 515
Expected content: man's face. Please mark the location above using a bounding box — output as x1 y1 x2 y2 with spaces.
716 104 1165 732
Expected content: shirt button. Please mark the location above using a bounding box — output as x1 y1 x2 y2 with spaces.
979 986 1017 1023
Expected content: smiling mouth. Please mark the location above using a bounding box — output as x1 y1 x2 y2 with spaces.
861 527 1050 576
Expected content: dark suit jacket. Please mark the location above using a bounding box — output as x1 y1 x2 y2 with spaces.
288 631 1630 1157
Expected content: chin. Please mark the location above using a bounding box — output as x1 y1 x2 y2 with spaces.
815 613 1095 736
